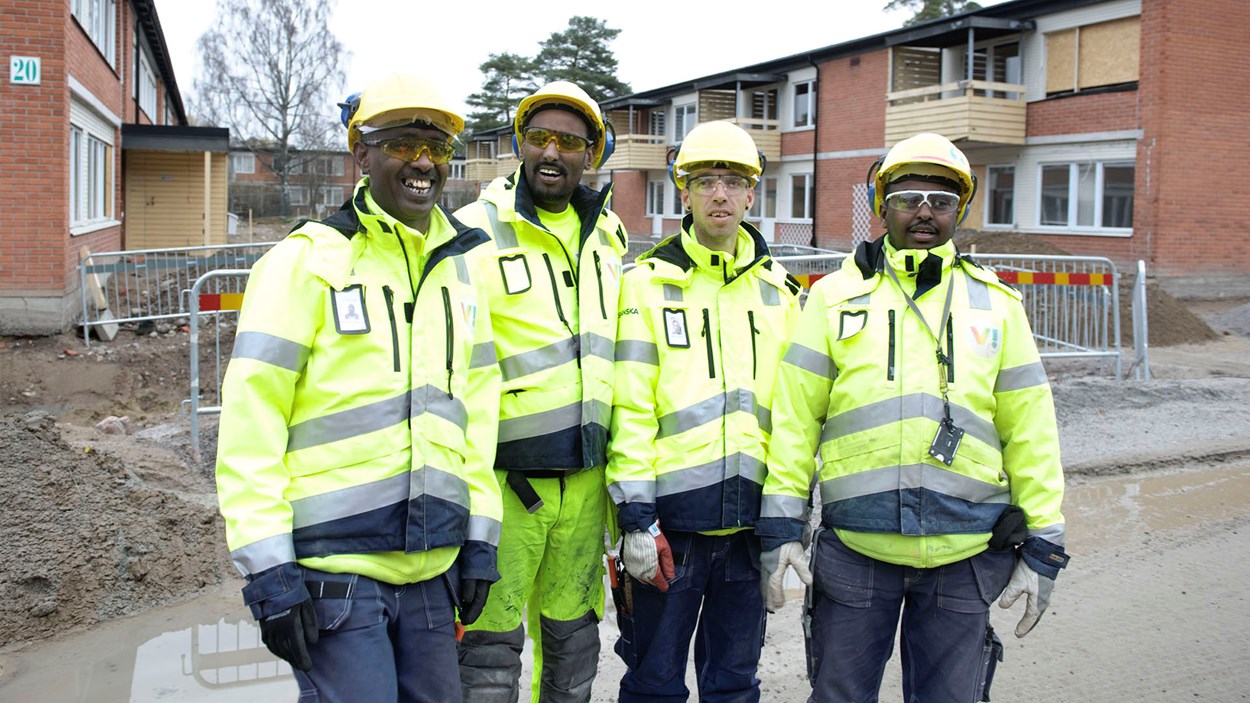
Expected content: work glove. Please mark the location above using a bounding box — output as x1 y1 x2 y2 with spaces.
997 559 1054 637
622 522 676 591
458 578 492 626
760 541 812 612
259 598 319 671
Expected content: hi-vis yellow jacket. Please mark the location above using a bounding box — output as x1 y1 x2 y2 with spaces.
608 218 800 534
758 237 1065 568
216 182 503 597
455 168 627 472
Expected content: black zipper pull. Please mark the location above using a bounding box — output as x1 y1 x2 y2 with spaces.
441 286 454 399
382 285 401 373
701 308 715 379
748 310 759 380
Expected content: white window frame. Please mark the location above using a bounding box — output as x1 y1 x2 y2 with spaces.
674 103 696 141
318 186 345 207
70 127 84 223
138 51 158 119
985 164 1016 227
449 162 465 180
69 116 116 232
790 173 813 220
646 180 666 216
72 0 117 67
792 81 816 129
649 111 666 137
231 153 255 174
1036 160 1134 235
288 186 309 207
749 177 778 219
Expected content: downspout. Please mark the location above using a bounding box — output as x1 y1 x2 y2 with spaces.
808 55 820 248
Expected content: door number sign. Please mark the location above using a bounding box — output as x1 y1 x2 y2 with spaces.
10 56 40 85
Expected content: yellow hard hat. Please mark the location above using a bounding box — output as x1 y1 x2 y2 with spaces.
671 121 762 189
513 81 608 166
347 73 465 150
872 132 976 220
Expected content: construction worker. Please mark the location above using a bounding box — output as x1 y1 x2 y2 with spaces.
215 73 502 702
608 121 801 702
758 132 1069 703
454 81 627 703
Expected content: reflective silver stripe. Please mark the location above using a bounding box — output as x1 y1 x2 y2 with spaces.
410 466 470 511
498 337 578 381
412 385 468 431
663 284 683 302
598 230 610 246
608 479 656 505
454 255 470 284
471 341 497 369
821 393 1001 451
287 391 409 452
657 388 757 439
759 279 780 306
232 331 310 373
783 343 834 379
756 403 772 434
584 399 611 428
230 533 296 577
616 339 659 365
467 515 503 546
656 452 765 497
498 401 582 442
582 333 615 362
291 472 408 529
995 362 1048 393
761 494 807 520
1029 523 1066 546
966 276 992 310
849 293 871 304
484 201 518 249
819 463 1011 505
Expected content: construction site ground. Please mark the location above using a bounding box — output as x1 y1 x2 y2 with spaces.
1 226 1249 701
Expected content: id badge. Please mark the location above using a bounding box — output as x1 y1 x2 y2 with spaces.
929 420 965 467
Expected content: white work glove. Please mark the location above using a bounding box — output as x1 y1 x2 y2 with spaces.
997 559 1055 637
759 541 812 612
622 522 676 591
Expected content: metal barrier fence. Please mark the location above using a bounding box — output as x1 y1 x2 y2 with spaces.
79 243 276 344
187 269 251 462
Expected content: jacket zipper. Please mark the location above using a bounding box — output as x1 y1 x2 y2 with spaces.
701 308 715 379
543 253 581 368
748 310 760 379
441 286 454 398
887 309 896 381
593 251 607 320
382 285 401 373
945 315 955 383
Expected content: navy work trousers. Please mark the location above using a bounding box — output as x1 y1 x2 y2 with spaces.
806 531 1015 703
617 530 766 703
292 566 462 703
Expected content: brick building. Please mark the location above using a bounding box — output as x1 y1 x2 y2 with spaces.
0 0 227 334
467 0 1249 294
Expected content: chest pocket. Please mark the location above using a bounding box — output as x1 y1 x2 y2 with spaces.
498 254 531 295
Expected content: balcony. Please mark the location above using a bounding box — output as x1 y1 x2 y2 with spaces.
465 154 519 182
885 80 1026 146
729 118 781 165
601 133 667 171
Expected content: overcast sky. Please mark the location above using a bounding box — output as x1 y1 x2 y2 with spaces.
152 0 1008 117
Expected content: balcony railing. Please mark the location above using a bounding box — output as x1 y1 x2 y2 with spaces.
885 80 1026 146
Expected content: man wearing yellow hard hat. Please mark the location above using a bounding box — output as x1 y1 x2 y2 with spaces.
454 81 627 703
215 72 502 701
758 132 1068 702
607 120 801 702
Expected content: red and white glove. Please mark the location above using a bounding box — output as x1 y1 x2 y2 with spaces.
622 522 676 591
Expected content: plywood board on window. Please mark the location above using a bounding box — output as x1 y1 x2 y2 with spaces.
1079 16 1139 88
1046 30 1077 94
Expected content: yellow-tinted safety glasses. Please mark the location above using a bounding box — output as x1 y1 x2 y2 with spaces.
522 127 591 153
363 137 456 164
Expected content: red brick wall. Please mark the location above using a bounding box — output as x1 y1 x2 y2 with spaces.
607 169 648 236
1025 90 1140 136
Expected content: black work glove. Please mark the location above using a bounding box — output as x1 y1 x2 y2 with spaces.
259 598 319 671
458 578 492 626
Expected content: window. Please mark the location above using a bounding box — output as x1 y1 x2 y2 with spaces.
751 89 778 126
749 177 778 219
649 111 666 137
69 124 113 227
288 186 309 207
231 153 255 174
647 180 666 216
319 187 345 207
289 159 304 175
674 103 696 141
791 174 813 219
70 127 83 222
1039 161 1134 231
449 162 465 180
1045 17 1140 95
72 0 117 66
793 81 815 128
672 185 684 215
987 166 1015 226
138 52 157 118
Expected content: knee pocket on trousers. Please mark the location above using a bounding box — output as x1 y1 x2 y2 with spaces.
812 533 874 608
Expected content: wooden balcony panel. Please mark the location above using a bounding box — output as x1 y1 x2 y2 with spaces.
730 118 782 163
885 81 1026 146
604 134 668 170
465 159 496 182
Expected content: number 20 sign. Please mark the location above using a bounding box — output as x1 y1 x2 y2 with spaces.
10 56 41 85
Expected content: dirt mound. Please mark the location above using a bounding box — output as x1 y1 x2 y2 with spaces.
0 412 228 648
954 231 1217 347
1210 302 1250 337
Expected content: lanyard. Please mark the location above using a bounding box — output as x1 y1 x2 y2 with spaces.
884 261 956 422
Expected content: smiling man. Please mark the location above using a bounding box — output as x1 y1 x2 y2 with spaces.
758 133 1069 703
215 73 502 702
454 81 627 703
607 121 800 703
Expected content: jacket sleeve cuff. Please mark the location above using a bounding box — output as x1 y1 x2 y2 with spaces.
458 541 501 583
1020 536 1070 580
756 517 805 552
241 562 310 620
617 502 657 534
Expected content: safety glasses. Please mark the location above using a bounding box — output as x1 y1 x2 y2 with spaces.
522 127 592 153
883 190 961 214
362 136 456 164
687 174 751 196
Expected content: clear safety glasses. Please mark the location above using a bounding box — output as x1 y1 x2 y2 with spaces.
883 190 961 214
363 136 456 164
687 174 751 196
522 127 592 153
